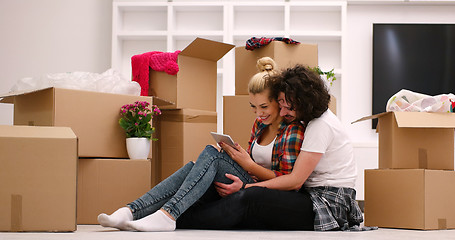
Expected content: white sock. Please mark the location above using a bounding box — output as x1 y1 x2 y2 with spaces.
97 207 133 231
126 210 176 232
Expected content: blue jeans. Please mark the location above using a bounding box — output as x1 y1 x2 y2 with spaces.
127 145 255 220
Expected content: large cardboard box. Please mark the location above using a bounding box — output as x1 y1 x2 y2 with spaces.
235 41 318 95
223 95 257 150
364 169 455 230
149 38 234 111
0 125 77 232
156 108 217 180
353 112 455 170
77 159 151 224
0 87 159 158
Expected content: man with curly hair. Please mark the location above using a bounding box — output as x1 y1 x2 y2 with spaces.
246 64 363 231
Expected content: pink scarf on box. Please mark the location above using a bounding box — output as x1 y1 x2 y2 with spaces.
131 50 181 96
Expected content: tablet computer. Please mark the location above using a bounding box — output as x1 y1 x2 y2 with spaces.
210 132 236 148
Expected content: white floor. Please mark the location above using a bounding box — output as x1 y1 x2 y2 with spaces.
1 225 455 240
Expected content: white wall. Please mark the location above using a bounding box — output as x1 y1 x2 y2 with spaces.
345 3 455 200
0 0 112 125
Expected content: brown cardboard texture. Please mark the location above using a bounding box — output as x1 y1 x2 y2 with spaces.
0 125 77 232
352 112 455 170
329 95 337 116
364 169 455 230
235 41 318 95
0 87 160 158
149 38 234 111
223 95 257 150
77 159 151 224
155 108 217 180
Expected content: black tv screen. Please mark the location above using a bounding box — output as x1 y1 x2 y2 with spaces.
372 23 455 128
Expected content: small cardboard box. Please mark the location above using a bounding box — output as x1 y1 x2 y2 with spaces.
0 125 77 232
0 87 159 158
364 169 455 230
149 38 234 112
77 158 151 224
235 41 318 95
155 108 217 180
223 95 257 150
352 112 455 170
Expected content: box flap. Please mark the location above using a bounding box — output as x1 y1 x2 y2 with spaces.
394 112 455 128
352 111 455 128
0 87 54 103
180 37 234 62
0 125 77 139
160 108 217 123
351 112 390 124
152 96 175 107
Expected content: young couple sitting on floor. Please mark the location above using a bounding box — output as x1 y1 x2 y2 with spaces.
98 57 364 232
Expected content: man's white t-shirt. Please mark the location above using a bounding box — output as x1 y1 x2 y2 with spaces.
301 110 357 188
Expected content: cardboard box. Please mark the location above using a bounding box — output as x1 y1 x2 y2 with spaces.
77 159 151 224
352 112 455 170
156 108 217 180
329 94 337 116
0 87 160 158
235 41 318 95
223 95 257 150
0 125 77 232
149 38 234 111
364 169 455 230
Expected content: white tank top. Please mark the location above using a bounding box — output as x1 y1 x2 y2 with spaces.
251 137 276 169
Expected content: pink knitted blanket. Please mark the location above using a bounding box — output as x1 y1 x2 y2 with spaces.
131 50 181 96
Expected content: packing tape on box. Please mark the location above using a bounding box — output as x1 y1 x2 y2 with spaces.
439 218 447 230
11 194 22 231
418 148 428 169
160 114 216 123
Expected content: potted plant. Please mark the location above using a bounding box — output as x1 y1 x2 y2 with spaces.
310 66 337 89
119 101 161 159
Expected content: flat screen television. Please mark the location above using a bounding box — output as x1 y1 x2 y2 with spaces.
372 23 455 128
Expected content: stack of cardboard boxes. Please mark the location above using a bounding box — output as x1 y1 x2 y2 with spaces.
148 38 234 181
224 41 320 149
0 37 233 231
354 112 455 230
0 88 157 230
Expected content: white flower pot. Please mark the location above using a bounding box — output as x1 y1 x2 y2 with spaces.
126 137 151 160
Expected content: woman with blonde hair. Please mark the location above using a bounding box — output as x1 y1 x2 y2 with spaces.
98 57 305 232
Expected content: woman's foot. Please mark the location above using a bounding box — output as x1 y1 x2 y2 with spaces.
97 207 133 230
126 209 176 232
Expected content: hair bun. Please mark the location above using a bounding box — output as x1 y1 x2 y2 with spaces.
256 57 276 72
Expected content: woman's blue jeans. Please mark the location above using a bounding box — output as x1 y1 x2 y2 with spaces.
127 145 255 220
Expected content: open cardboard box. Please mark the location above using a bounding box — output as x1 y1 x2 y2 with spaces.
148 38 234 112
0 87 165 158
0 125 77 232
77 159 151 224
364 169 455 230
352 112 455 170
235 41 318 95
